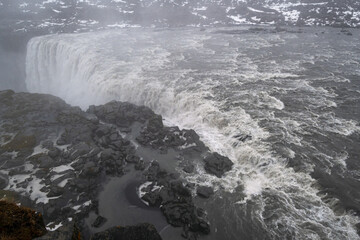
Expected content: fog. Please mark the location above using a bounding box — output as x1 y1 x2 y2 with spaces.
1 1 360 240
0 0 359 92
0 44 26 92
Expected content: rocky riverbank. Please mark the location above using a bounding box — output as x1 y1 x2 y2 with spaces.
0 90 234 239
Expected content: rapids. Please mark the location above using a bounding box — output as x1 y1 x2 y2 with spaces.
26 26 360 239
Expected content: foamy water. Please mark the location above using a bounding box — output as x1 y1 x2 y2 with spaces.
26 26 360 239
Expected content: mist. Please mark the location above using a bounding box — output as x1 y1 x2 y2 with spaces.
0 42 26 92
1 0 359 93
1 1 360 240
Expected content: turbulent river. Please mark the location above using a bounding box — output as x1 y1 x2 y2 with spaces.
25 26 360 239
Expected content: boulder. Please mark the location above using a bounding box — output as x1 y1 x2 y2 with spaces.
203 153 233 177
146 115 164 133
92 215 107 228
48 147 60 159
183 164 195 173
39 155 54 168
196 186 214 198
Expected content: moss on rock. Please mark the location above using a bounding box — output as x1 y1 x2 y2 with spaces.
0 200 47 240
2 134 36 152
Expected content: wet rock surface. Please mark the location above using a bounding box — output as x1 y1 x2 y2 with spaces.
204 153 234 178
91 223 162 240
0 90 234 239
196 186 214 199
35 222 81 240
140 162 210 238
92 215 107 228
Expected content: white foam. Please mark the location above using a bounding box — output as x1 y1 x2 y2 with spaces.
72 200 92 213
243 173 266 196
25 28 360 239
51 164 74 173
46 222 63 231
30 144 49 157
5 173 54 204
58 178 69 187
50 173 66 181
137 181 152 200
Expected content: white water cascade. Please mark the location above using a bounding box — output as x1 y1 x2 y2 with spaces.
26 28 360 239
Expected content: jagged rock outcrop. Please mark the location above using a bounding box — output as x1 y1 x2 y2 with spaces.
140 161 210 238
0 90 235 239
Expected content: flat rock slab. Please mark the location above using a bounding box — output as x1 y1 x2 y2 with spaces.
91 223 162 240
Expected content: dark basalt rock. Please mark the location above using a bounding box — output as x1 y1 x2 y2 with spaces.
356 222 360 236
233 134 252 143
35 222 82 240
48 147 61 159
91 223 162 240
135 159 146 171
183 164 195 173
88 101 155 128
0 91 143 237
0 91 222 240
161 201 210 235
204 152 233 178
142 189 162 207
147 115 164 133
196 186 214 199
92 215 107 228
0 177 7 189
141 163 210 238
136 124 206 152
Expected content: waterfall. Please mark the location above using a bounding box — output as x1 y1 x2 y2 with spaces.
25 28 360 240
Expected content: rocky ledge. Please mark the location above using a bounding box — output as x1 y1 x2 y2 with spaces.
0 90 234 239
0 200 47 240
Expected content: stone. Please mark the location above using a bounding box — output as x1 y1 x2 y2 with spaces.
39 155 54 168
48 148 60 158
101 149 115 160
73 142 91 156
125 155 140 163
141 167 210 236
196 186 214 198
91 223 162 240
47 186 63 197
0 91 216 239
0 177 7 189
146 115 164 133
35 222 82 240
91 215 107 228
203 153 233 178
95 125 112 138
134 160 146 171
142 190 162 207
183 164 195 173
42 140 54 149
